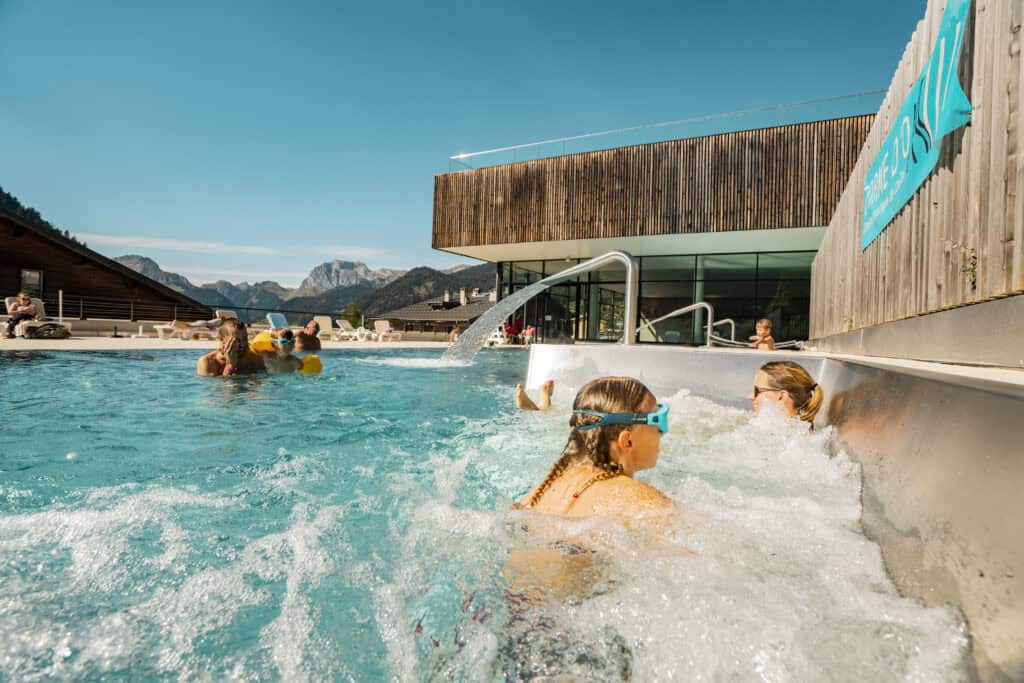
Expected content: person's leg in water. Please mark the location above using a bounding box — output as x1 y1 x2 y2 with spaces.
515 379 554 411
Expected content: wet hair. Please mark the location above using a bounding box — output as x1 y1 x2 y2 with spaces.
273 327 294 342
523 376 654 509
756 318 772 329
218 319 249 368
759 361 823 423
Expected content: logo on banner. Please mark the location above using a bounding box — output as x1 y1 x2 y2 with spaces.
862 0 972 250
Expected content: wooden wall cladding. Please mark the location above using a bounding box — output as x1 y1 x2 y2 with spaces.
810 0 1024 338
433 115 874 250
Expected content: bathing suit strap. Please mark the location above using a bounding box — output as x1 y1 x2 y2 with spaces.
567 469 623 508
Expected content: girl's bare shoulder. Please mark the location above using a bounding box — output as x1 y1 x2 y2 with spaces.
602 477 673 510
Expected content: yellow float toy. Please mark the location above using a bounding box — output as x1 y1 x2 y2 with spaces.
250 331 322 375
299 355 322 375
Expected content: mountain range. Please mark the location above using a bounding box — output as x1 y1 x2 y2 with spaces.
113 255 495 322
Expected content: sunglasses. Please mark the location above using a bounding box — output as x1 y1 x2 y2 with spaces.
752 385 780 398
573 403 670 434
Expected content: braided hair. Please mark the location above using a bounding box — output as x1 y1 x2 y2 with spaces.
523 376 654 509
759 361 824 423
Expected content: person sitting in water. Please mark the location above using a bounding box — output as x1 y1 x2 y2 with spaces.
4 291 39 338
516 376 672 518
295 319 322 352
515 379 555 411
196 319 263 376
748 318 776 350
749 360 823 423
260 328 304 374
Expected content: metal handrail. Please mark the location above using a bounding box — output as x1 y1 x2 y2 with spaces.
534 250 639 345
711 318 735 341
637 301 716 347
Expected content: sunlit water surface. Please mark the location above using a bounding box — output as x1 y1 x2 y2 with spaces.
0 349 969 681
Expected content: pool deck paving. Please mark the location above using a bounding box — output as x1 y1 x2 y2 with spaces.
0 337 468 351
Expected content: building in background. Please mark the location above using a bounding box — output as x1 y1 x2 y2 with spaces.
432 114 874 344
374 288 495 335
0 211 211 322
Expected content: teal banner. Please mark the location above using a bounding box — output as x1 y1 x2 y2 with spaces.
862 0 972 250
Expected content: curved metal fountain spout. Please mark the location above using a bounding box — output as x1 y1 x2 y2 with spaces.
536 250 639 345
637 301 716 347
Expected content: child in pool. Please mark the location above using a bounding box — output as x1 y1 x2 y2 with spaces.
517 376 672 517
748 318 776 350
749 360 824 423
260 328 303 374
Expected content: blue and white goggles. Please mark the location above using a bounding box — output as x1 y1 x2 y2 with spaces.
573 403 669 434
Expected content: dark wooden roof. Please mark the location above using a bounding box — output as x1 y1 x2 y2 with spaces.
433 114 874 250
0 209 211 312
376 294 495 322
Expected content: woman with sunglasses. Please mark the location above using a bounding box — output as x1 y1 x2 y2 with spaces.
749 361 824 424
4 291 39 338
518 376 672 517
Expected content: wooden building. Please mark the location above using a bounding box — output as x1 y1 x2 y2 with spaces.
0 210 211 321
433 115 874 343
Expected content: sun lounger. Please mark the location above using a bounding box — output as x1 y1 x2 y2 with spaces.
4 297 72 338
372 319 402 342
154 310 236 340
335 319 369 341
313 315 335 341
484 325 510 346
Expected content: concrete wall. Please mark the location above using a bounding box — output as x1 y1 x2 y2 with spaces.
526 343 1024 682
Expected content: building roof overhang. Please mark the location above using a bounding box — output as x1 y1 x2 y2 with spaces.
435 226 826 263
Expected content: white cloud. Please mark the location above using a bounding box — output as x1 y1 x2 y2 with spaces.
74 232 278 255
310 245 397 263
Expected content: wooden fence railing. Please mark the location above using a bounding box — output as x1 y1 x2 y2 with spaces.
810 0 1023 338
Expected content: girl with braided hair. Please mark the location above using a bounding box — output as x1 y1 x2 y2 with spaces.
749 361 824 424
518 376 672 518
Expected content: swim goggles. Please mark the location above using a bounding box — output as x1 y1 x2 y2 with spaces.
573 403 670 434
273 337 295 346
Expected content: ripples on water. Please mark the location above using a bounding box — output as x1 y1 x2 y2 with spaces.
0 350 969 681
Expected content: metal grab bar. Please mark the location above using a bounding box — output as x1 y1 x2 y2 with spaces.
535 250 639 345
637 301 716 347
711 318 735 341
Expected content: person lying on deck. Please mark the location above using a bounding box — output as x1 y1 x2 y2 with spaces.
4 291 39 338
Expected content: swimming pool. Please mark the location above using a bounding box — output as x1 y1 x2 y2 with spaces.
0 349 970 680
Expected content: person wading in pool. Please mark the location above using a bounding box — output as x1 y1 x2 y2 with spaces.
749 360 824 423
196 319 264 376
517 376 672 517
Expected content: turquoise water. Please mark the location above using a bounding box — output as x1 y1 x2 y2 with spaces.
0 349 969 681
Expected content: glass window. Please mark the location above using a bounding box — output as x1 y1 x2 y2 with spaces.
590 263 626 283
701 279 759 340
756 277 811 341
699 254 757 280
638 280 696 344
641 255 696 282
543 258 579 277
757 252 815 279
511 261 544 284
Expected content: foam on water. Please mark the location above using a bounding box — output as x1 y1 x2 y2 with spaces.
0 350 970 680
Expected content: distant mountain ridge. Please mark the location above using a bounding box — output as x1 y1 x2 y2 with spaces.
113 255 492 322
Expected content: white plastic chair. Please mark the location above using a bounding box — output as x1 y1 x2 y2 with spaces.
373 319 402 341
4 297 72 338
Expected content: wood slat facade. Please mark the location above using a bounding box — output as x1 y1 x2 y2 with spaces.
809 0 1024 339
433 115 874 251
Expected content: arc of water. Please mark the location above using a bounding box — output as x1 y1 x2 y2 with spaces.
442 251 639 362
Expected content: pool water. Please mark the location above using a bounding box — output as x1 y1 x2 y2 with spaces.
0 349 970 681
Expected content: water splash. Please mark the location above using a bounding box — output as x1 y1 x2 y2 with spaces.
442 281 549 363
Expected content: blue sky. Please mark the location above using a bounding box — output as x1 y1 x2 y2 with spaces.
0 0 925 287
